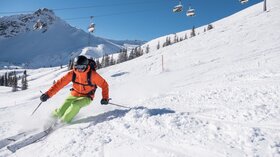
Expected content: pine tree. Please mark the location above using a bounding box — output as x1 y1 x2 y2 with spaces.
145 45 150 54
162 42 166 48
124 51 129 63
21 74 28 90
104 55 110 67
139 47 144 56
184 33 188 40
135 47 141 58
101 55 106 68
163 37 170 47
190 26 196 37
117 50 129 63
166 37 170 46
8 72 13 87
0 75 4 86
4 72 8 86
110 55 115 65
157 41 160 50
95 59 101 69
173 34 178 44
117 52 122 64
168 37 172 45
207 24 213 30
68 59 74 70
12 72 18 92
128 48 135 60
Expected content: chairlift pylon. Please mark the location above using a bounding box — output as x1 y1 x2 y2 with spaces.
88 16 95 33
186 5 195 17
173 0 183 13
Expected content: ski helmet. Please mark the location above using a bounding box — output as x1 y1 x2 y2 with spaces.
81 55 97 70
73 55 89 71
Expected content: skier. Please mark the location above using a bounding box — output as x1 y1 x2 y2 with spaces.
40 55 109 123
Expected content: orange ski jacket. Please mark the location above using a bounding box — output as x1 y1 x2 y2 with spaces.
46 66 109 100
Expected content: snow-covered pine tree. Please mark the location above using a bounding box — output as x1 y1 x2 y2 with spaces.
101 55 105 68
166 37 171 46
12 71 18 92
8 72 14 87
123 48 128 61
21 73 28 90
68 59 74 70
128 48 136 60
104 55 110 67
184 33 188 40
173 34 178 44
110 55 115 65
145 45 150 54
134 47 140 57
95 59 101 69
4 72 8 87
117 52 122 64
117 50 128 63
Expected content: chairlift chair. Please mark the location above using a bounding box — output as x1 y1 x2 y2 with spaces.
88 23 95 33
240 0 249 4
173 0 183 13
88 16 95 33
173 5 183 12
186 7 195 17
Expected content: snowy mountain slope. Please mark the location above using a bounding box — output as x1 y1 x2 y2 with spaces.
0 0 280 157
0 8 143 68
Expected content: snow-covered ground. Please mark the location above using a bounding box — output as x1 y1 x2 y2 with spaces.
0 0 280 156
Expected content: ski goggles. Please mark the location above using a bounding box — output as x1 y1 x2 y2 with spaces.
75 65 87 71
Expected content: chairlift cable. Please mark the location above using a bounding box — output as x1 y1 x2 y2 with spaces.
64 8 158 21
0 0 161 15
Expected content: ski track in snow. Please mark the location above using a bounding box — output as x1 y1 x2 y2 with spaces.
1 0 280 156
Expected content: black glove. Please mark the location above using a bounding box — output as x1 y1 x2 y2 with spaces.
100 98 109 105
40 93 49 102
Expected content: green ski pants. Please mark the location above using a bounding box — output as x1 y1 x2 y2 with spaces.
52 95 91 123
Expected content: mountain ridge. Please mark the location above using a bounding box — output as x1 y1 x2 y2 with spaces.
0 8 144 68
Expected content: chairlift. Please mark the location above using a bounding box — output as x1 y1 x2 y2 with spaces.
88 23 95 33
240 0 249 4
33 19 43 30
173 0 183 13
88 16 95 33
186 6 195 17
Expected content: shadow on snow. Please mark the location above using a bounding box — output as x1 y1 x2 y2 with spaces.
72 106 175 126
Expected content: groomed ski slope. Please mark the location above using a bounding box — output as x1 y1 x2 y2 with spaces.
1 0 280 156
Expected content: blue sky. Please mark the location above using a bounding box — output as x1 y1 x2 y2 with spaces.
0 0 263 41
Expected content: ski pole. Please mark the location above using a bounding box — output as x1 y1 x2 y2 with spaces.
108 102 131 109
31 101 43 116
31 91 44 116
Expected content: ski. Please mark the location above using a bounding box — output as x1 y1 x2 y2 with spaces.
0 131 32 150
7 127 53 153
